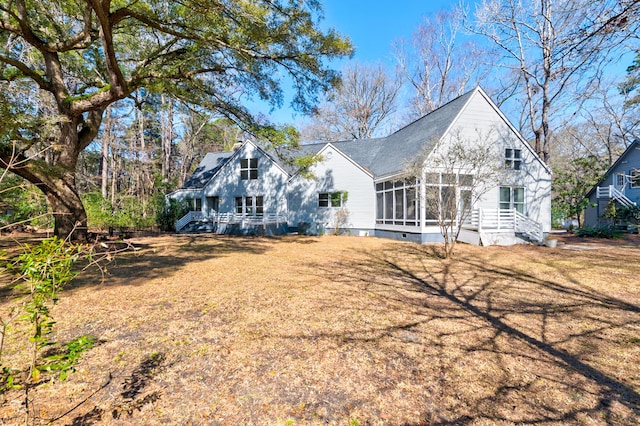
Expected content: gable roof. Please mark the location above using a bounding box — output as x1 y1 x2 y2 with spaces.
315 88 479 178
182 152 233 189
178 140 291 191
177 86 544 189
585 139 640 198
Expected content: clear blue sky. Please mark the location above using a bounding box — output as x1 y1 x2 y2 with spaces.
321 0 456 63
252 0 458 124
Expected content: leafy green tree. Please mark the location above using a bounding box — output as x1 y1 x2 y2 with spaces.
0 0 352 240
0 173 50 230
552 156 607 227
622 51 640 106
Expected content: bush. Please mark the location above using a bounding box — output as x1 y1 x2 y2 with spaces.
156 198 190 232
0 174 52 229
574 225 624 239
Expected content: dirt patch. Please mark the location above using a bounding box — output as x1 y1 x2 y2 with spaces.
1 234 639 425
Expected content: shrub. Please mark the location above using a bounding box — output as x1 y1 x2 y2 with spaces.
574 225 624 239
1 237 94 393
156 198 190 232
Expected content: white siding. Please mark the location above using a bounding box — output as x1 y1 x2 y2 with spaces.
203 143 289 216
430 90 552 232
287 145 375 231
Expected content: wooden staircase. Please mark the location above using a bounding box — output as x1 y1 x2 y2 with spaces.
461 208 543 246
596 185 636 208
175 212 288 234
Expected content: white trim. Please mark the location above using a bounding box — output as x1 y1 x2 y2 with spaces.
473 87 552 175
288 143 374 182
199 140 291 191
165 188 203 198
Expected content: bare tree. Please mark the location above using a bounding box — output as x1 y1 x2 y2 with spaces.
406 130 502 258
394 7 493 120
177 115 242 186
160 95 175 184
471 0 640 163
300 62 401 142
580 81 639 164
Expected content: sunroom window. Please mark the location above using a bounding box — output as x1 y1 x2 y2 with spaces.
375 179 420 226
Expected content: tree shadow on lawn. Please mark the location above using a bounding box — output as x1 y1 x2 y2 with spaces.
301 243 640 424
67 234 303 291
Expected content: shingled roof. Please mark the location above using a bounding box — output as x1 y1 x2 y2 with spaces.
179 88 479 189
181 152 233 189
316 88 475 178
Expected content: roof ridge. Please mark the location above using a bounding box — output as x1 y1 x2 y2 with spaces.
390 86 480 136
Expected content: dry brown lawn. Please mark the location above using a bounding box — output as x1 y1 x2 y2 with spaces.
1 233 639 425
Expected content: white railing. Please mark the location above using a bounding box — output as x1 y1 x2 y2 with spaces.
514 210 543 242
464 208 515 231
176 210 205 232
176 211 288 232
214 212 287 225
596 185 636 208
463 208 543 241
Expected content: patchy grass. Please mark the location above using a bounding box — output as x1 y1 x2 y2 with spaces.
1 234 639 425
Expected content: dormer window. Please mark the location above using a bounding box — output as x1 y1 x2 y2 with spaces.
505 148 522 170
241 158 258 180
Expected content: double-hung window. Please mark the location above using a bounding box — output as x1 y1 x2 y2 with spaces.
499 187 525 214
505 148 522 170
240 158 258 180
185 197 202 211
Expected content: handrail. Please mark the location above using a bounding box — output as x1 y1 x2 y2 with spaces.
514 210 543 242
597 185 636 208
462 208 543 241
176 210 205 231
176 211 288 232
215 212 287 224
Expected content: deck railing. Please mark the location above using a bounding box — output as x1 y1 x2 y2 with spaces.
464 208 515 231
176 211 288 232
214 212 287 225
514 210 543 242
463 208 543 241
176 210 205 232
596 185 636 208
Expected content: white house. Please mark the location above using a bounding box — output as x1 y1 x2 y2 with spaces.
168 87 552 245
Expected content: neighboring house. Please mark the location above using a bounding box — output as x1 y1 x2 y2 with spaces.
584 140 640 227
168 87 552 245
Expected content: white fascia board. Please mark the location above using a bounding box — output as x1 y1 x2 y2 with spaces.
166 188 202 198
474 87 552 175
288 142 373 182
321 143 374 178
247 140 291 177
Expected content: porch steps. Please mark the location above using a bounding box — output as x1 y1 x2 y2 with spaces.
597 185 636 208
461 208 544 246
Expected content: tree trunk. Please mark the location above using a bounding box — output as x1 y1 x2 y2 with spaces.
101 106 112 199
2 115 101 242
42 173 88 242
